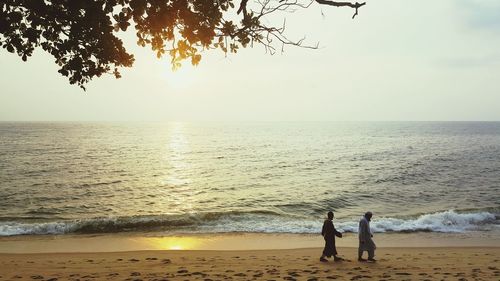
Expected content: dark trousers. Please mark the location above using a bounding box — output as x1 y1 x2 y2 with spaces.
358 248 374 259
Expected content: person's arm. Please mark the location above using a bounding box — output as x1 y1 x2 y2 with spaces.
363 221 371 241
359 220 368 243
333 224 342 238
321 222 326 237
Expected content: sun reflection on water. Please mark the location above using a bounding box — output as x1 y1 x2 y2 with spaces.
160 122 195 213
143 236 202 250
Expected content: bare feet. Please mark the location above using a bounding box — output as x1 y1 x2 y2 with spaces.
358 258 367 262
320 257 328 262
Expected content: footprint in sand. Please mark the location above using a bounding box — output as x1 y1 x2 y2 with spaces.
266 268 279 275
192 272 206 277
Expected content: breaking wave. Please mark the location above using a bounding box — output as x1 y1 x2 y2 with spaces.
336 210 498 233
0 210 497 236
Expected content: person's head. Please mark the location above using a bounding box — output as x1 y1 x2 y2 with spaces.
327 211 334 220
364 211 373 221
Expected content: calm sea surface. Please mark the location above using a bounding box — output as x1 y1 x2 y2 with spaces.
0 122 499 236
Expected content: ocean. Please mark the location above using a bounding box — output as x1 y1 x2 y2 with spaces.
0 122 499 236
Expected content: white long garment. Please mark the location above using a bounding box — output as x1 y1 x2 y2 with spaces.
358 217 376 251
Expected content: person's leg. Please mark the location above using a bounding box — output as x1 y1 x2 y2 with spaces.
367 249 375 261
320 243 328 262
332 243 341 261
320 253 328 262
358 248 365 261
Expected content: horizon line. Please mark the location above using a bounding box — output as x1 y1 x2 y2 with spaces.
1 120 500 123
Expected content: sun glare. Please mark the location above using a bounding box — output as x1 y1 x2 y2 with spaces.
144 237 201 250
163 65 195 91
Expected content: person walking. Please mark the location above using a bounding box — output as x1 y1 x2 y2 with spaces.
358 211 376 262
320 211 343 262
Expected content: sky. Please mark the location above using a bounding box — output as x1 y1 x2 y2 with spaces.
1 0 499 122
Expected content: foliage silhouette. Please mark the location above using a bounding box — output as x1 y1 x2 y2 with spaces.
0 0 366 89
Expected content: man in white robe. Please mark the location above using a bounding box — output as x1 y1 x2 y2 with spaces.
358 211 376 262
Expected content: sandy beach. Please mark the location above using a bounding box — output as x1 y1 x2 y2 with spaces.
1 247 499 281
0 233 499 281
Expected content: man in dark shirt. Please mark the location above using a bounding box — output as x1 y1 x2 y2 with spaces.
320 211 343 262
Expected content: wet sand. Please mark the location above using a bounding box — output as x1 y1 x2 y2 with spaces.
0 247 499 281
1 232 499 253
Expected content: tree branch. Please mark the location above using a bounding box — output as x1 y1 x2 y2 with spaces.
314 0 366 19
237 0 249 16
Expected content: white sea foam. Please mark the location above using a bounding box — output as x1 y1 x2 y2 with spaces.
0 210 497 236
0 221 78 236
198 210 497 234
336 210 497 233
